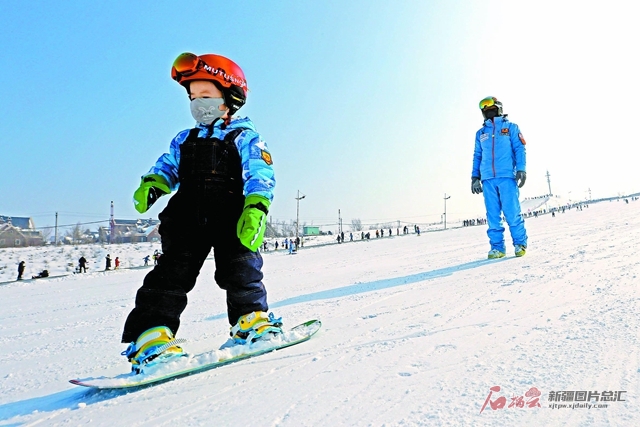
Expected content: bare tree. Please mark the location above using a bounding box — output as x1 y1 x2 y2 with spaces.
40 227 53 244
64 223 83 244
351 218 363 231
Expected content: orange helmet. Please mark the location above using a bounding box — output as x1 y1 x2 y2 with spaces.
171 52 248 116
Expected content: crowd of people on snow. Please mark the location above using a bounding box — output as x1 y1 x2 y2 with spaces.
462 218 487 227
12 249 166 281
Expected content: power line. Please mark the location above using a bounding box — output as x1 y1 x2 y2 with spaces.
35 220 109 230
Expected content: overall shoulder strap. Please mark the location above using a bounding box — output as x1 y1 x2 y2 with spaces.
186 127 201 141
223 128 247 145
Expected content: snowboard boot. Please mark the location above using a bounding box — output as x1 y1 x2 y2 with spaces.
230 311 283 345
121 326 186 374
488 249 506 259
515 245 527 257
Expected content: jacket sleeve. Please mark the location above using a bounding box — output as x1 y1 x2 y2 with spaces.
471 130 482 178
145 130 190 192
510 123 526 172
235 129 276 202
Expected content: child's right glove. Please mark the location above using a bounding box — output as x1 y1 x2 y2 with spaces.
237 194 270 252
133 174 171 213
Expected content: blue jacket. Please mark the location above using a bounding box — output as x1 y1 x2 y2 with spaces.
471 116 526 181
146 117 275 202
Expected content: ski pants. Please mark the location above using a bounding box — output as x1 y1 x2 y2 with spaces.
482 177 528 252
121 192 268 343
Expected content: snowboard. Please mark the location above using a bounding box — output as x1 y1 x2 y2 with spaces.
70 319 321 390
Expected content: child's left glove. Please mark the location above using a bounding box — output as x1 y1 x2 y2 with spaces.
237 194 270 252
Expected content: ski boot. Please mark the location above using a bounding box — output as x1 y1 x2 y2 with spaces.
230 311 283 345
515 245 527 257
488 249 506 259
121 326 186 374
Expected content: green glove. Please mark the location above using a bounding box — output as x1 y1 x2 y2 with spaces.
133 174 171 214
237 194 270 251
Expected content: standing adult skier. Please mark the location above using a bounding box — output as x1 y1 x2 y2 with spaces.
471 96 528 258
17 261 25 280
121 52 281 373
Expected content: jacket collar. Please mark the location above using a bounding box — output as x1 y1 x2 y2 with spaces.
484 115 509 127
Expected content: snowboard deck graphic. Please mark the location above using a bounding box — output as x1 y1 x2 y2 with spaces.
70 319 321 390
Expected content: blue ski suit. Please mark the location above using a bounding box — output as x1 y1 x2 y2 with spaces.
471 115 528 252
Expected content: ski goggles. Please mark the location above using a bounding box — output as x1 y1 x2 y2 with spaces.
479 97 501 110
171 52 247 89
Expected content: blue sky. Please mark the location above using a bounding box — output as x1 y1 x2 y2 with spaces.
2 1 638 232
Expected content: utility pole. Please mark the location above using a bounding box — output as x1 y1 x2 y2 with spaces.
109 201 115 244
295 190 305 240
443 193 451 230
546 170 553 196
338 209 342 234
54 212 58 245
588 188 592 202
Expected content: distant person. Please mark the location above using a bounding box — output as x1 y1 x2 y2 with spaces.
471 96 528 259
105 254 112 270
115 257 120 269
143 255 150 266
153 249 160 265
78 256 87 273
17 261 25 280
32 269 49 279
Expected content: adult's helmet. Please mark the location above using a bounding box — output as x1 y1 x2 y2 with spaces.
171 53 248 117
479 96 503 119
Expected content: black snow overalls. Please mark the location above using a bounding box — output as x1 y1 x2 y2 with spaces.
122 126 268 343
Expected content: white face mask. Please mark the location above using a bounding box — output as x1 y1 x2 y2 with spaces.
190 97 226 124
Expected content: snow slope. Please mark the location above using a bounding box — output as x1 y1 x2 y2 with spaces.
1 199 639 426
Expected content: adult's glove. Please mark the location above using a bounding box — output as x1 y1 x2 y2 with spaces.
516 171 526 188
471 177 483 194
133 174 171 214
237 194 270 252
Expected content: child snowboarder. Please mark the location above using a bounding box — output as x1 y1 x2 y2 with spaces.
121 52 281 373
471 96 528 258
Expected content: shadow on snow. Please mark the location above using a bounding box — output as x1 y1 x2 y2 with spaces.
206 257 509 321
0 387 128 424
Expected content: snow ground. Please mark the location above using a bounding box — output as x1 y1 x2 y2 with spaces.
0 199 639 426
